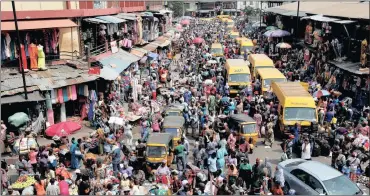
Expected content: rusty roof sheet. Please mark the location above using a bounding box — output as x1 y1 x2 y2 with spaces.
1 65 98 96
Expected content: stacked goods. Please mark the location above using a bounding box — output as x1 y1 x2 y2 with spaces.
11 175 36 189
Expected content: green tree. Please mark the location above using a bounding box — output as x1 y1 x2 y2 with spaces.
168 1 184 17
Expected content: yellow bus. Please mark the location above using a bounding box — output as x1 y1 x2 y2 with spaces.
211 43 224 57
240 39 254 55
256 68 287 96
217 15 230 19
248 54 274 78
271 82 317 134
229 31 239 39
225 59 251 94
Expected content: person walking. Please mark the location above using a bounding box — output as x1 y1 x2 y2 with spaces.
301 138 312 160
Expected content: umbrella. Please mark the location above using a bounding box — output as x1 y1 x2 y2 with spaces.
313 90 330 98
266 26 278 31
252 22 266 27
207 60 217 64
276 42 292 49
148 52 158 59
192 37 204 44
268 29 291 37
45 121 82 137
181 19 190 25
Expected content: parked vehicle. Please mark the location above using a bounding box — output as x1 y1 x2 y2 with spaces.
278 159 364 195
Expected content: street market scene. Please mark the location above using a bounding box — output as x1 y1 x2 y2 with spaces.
1 0 370 195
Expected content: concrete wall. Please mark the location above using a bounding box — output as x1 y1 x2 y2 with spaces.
1 1 66 11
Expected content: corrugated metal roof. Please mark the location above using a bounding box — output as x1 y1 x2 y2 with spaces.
141 43 158 52
84 18 109 24
99 49 140 80
1 65 98 95
95 16 126 24
1 91 45 105
130 48 147 58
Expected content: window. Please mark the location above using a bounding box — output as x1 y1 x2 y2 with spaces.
323 175 362 195
284 108 316 121
164 128 178 136
242 124 256 134
229 74 250 83
147 146 166 158
291 169 326 194
263 78 287 88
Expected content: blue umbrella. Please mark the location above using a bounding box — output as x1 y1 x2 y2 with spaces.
148 52 158 59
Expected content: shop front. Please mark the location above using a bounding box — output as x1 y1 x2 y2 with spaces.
1 19 79 71
141 12 159 42
115 13 142 46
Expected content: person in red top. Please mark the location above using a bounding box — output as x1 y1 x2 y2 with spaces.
271 181 284 195
58 176 70 196
28 147 38 173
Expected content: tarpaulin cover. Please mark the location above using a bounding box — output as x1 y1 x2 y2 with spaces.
8 112 29 128
45 121 82 137
95 16 126 24
99 49 140 80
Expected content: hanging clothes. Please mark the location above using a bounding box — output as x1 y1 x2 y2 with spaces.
84 85 89 97
51 29 59 54
37 45 46 70
24 33 30 57
57 88 64 103
78 85 84 96
62 87 69 102
60 103 67 122
50 89 57 104
43 30 50 54
1 36 6 60
29 43 38 70
19 44 28 72
67 86 73 101
5 33 11 58
10 40 15 60
71 85 77 100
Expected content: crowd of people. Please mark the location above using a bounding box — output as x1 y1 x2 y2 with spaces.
1 14 369 196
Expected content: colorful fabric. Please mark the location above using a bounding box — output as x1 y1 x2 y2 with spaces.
29 44 38 70
67 86 73 100
78 85 84 95
62 87 69 102
19 44 28 71
47 109 54 125
57 88 64 103
84 85 89 97
37 45 46 69
71 85 77 100
50 89 57 104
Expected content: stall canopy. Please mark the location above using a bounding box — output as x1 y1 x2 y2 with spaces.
301 15 339 22
2 19 78 31
141 43 158 52
83 18 109 24
130 48 148 58
329 61 369 76
266 1 369 20
116 13 137 21
1 91 45 105
98 49 140 80
95 16 126 23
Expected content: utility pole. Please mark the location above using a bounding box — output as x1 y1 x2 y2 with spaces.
296 1 301 39
12 1 28 100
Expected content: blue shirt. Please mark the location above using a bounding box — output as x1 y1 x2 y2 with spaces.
111 147 121 164
326 111 335 122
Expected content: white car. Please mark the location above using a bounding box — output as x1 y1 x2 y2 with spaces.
278 159 364 195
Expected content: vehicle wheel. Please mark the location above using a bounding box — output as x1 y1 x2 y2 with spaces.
283 182 291 195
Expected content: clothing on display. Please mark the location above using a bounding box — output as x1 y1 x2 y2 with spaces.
47 108 55 126
58 88 64 104
29 43 38 70
62 87 69 102
37 45 46 70
19 44 28 71
60 103 67 122
71 85 77 100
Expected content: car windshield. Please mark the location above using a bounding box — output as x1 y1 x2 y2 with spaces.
263 78 287 88
323 175 362 195
284 108 316 121
164 128 178 136
147 146 166 158
211 48 222 54
242 124 256 134
229 74 250 82
255 66 274 71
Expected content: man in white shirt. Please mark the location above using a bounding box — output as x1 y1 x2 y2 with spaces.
301 138 311 160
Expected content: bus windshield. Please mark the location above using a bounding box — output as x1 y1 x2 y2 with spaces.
284 108 316 121
229 74 250 83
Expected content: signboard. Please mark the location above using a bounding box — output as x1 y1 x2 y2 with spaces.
110 41 118 53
